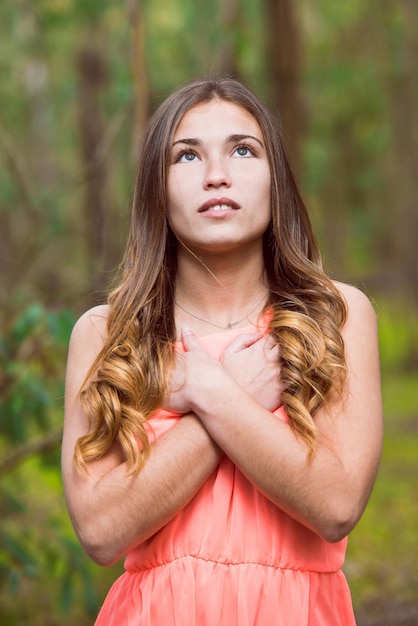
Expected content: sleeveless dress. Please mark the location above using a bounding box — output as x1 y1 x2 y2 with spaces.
95 322 356 626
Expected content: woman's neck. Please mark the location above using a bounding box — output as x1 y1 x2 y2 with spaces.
174 246 268 332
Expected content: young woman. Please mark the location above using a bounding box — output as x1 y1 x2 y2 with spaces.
62 77 382 625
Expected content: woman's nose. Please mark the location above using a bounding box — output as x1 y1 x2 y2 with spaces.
203 157 231 189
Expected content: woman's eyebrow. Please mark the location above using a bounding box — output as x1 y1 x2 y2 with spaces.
172 137 201 147
227 134 264 148
172 134 264 149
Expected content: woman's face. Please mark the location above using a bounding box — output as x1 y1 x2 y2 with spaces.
167 99 271 257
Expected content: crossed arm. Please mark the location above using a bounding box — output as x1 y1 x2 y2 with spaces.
62 285 382 567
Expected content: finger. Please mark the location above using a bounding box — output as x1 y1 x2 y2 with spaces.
263 334 279 353
262 339 280 364
222 331 264 357
181 326 203 352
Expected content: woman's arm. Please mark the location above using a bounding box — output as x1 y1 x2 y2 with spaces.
62 306 282 566
167 285 383 542
62 306 221 566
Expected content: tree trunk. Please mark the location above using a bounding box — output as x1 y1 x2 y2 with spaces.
127 0 150 156
76 41 109 298
218 0 240 77
264 0 304 174
384 0 418 301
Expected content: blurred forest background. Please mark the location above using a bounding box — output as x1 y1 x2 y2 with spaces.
0 1 417 624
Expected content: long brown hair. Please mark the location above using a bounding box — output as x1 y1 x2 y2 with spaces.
74 77 346 473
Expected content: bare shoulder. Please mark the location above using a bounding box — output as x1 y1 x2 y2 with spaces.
70 304 109 346
332 281 377 326
63 305 115 482
67 305 110 379
330 283 380 385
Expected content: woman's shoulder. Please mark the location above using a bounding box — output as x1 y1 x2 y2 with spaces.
332 281 377 330
332 280 375 308
70 304 110 349
65 305 111 380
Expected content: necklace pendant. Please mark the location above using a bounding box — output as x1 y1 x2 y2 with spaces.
175 290 267 331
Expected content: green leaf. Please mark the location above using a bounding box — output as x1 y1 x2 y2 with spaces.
12 304 45 343
46 309 75 344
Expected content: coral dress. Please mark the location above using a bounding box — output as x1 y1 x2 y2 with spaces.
95 323 356 626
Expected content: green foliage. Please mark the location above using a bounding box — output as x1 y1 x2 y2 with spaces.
346 373 418 611
0 457 111 625
0 304 93 624
0 302 125 625
346 299 418 616
377 300 418 372
0 304 73 444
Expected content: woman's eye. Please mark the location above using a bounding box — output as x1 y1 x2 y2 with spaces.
234 145 254 158
177 151 197 163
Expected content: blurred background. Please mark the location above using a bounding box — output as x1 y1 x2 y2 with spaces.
0 1 417 624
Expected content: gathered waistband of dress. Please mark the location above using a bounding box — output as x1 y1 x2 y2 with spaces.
124 552 341 576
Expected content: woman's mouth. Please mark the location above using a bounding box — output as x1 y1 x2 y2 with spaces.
198 197 241 213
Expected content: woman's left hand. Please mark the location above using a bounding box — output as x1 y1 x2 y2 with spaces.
162 327 224 414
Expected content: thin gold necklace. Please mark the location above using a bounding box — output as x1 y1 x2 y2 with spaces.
174 292 268 330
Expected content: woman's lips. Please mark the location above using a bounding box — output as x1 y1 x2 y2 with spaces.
198 197 241 212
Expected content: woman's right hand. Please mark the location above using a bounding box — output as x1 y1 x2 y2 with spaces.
220 332 284 412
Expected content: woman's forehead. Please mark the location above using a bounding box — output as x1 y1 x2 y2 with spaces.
173 100 262 142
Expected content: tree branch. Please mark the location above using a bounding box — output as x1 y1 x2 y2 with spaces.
0 429 62 477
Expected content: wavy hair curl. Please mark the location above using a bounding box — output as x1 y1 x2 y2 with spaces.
74 77 346 473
